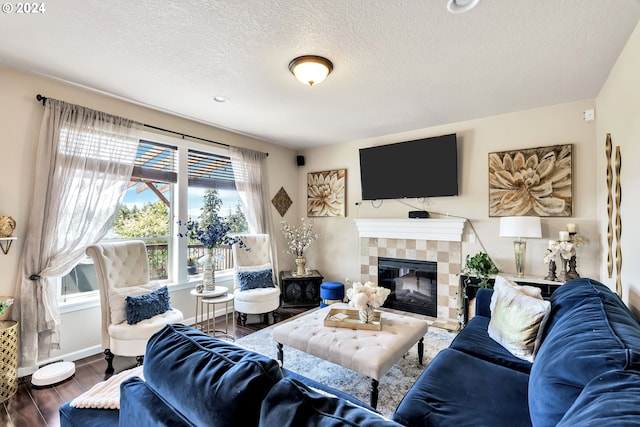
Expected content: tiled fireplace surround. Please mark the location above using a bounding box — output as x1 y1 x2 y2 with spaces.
355 218 466 329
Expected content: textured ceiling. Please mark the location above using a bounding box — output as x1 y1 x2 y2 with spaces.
1 1 639 149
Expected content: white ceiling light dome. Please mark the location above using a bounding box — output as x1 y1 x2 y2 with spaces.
288 55 334 86
447 0 480 14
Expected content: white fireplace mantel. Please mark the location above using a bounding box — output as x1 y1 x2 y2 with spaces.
354 218 466 242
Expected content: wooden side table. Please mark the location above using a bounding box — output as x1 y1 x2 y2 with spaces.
0 320 18 404
280 270 324 307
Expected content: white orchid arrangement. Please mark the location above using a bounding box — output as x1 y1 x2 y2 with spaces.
545 234 589 263
281 218 318 257
346 281 391 311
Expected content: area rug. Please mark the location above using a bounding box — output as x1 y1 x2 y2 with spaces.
236 324 456 417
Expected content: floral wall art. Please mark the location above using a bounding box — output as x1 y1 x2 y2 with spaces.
489 144 573 217
307 169 346 217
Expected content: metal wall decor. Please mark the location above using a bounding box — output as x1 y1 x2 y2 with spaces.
272 186 293 217
615 146 622 296
489 144 573 217
307 169 346 217
606 134 613 278
605 133 623 296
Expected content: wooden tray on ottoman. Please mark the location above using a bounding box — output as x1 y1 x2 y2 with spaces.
323 307 382 331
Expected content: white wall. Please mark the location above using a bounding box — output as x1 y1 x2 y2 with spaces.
4 22 638 363
596 20 640 314
298 100 599 286
0 65 298 363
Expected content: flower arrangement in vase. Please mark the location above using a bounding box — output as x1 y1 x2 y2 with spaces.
281 218 318 276
545 231 588 282
178 217 243 291
346 281 391 323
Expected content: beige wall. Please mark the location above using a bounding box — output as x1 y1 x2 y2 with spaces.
298 100 599 287
596 20 640 314
2 18 638 364
0 65 298 363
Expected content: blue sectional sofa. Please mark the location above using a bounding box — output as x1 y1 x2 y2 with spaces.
59 323 402 426
60 277 640 426
393 277 640 426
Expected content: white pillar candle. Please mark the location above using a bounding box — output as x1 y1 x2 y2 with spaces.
567 223 576 233
559 231 570 241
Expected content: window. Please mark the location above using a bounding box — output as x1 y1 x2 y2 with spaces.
59 132 247 303
186 149 248 273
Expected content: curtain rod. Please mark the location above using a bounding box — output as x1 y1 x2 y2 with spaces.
35 94 268 156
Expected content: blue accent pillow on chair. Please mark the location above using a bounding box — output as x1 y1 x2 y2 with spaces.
238 269 275 291
125 285 170 324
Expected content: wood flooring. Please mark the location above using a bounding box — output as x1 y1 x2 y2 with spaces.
1 306 306 427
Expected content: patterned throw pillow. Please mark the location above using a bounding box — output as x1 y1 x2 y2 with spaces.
237 269 275 291
108 282 164 325
125 286 171 324
488 276 550 362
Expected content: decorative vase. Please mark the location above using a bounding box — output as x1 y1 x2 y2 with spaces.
358 306 376 324
295 256 306 276
202 248 216 291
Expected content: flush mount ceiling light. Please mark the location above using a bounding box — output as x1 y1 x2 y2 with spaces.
447 0 480 13
288 55 333 86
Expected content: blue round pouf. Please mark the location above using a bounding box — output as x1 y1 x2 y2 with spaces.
320 282 345 307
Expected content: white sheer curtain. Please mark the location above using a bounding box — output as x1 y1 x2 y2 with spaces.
229 147 278 271
15 98 141 369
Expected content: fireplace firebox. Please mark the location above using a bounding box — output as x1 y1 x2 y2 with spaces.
378 257 437 317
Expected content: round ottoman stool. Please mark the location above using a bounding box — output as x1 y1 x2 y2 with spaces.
320 282 345 307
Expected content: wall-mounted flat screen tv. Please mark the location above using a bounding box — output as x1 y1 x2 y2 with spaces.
359 133 458 200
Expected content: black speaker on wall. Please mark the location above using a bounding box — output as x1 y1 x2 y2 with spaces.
296 155 305 166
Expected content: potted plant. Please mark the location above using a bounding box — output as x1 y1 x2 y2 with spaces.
0 297 14 321
187 257 198 275
461 252 498 288
460 252 498 327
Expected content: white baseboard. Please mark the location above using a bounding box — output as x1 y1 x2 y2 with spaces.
18 308 235 378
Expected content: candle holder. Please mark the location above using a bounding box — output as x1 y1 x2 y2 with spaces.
546 227 588 282
544 258 558 281
559 257 570 282
566 255 580 280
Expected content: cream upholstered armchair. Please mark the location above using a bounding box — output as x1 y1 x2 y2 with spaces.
232 234 281 326
87 240 183 374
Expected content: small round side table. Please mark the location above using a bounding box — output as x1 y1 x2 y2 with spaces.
190 287 228 332
0 320 18 404
202 293 235 341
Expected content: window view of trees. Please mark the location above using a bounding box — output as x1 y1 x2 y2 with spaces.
59 137 248 302
185 188 248 273
113 200 169 238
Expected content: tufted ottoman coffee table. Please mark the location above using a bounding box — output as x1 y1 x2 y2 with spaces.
272 303 429 409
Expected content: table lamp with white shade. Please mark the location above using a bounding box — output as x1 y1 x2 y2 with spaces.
499 216 542 277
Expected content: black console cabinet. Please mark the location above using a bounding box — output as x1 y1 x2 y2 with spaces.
460 275 562 326
280 270 324 307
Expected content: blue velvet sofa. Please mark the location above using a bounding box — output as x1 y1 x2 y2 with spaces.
392 277 640 426
60 277 640 426
59 323 402 426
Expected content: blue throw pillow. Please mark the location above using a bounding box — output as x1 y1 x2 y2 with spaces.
125 286 170 325
237 269 275 291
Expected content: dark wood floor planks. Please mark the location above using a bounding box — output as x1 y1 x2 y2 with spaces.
2 306 306 427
